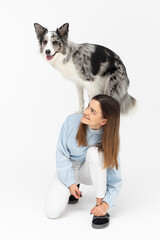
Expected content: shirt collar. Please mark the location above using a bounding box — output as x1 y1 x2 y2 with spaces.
87 126 104 135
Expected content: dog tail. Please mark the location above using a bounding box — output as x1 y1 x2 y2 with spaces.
120 93 137 114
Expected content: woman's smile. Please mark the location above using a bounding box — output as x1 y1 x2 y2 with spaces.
82 115 90 120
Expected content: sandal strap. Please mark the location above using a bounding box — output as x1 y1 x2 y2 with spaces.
93 212 110 219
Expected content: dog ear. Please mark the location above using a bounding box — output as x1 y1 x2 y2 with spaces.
57 23 69 38
34 23 48 40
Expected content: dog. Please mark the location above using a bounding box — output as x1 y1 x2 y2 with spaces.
34 23 136 114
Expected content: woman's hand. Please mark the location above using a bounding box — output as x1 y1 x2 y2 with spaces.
69 184 82 199
90 202 109 216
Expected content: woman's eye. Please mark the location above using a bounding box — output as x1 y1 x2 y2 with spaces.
91 109 96 114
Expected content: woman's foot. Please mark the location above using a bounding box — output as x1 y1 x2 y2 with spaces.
92 213 110 229
90 202 110 229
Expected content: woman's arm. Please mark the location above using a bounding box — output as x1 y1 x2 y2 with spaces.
103 155 122 208
56 116 76 187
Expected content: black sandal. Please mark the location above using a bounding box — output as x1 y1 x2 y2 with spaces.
92 213 110 229
68 184 80 204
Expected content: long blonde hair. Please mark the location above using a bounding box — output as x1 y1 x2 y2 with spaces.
76 94 120 169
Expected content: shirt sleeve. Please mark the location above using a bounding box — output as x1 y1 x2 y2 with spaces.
103 155 122 208
56 117 76 187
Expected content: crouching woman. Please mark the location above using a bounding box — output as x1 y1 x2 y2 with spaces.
45 94 122 229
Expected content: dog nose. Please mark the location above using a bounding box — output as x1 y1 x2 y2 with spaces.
45 49 51 55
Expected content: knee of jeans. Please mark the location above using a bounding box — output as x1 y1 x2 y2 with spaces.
45 203 64 219
86 146 99 162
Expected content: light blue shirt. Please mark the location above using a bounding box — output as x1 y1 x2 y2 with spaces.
56 114 122 208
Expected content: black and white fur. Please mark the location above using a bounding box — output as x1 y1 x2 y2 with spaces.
34 23 136 114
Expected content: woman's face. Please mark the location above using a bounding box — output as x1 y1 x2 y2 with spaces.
81 100 107 129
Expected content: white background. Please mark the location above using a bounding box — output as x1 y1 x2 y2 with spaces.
0 0 160 239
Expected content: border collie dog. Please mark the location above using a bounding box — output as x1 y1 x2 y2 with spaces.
34 23 136 114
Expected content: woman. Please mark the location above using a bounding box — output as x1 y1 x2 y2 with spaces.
45 94 122 229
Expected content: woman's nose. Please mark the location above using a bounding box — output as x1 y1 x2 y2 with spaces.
84 107 89 115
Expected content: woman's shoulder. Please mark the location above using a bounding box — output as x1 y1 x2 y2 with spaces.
63 113 83 129
65 113 83 125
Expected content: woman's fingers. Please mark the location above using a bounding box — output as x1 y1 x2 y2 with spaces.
72 189 82 199
90 206 96 215
74 190 82 199
76 189 82 197
73 191 81 199
90 205 106 216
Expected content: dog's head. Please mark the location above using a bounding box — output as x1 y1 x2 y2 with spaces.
34 23 69 61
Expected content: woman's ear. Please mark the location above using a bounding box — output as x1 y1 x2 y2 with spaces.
101 119 107 126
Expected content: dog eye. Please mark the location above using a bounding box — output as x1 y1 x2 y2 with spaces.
52 40 58 45
43 40 47 45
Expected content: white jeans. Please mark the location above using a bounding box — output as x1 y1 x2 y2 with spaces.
45 147 107 218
